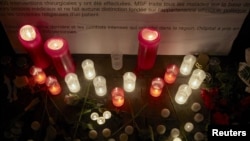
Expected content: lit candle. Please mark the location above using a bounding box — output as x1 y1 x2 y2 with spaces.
137 27 161 70
97 116 106 125
164 64 179 84
184 122 194 132
103 110 112 119
93 76 107 96
18 24 50 69
29 65 47 84
150 77 165 97
64 73 81 93
175 84 192 105
81 59 96 80
173 137 182 141
123 72 136 92
180 55 197 76
188 69 206 89
111 87 125 107
46 75 61 95
44 37 75 78
170 128 180 138
90 112 99 121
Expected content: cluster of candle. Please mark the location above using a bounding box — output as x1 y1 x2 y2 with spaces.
90 110 112 125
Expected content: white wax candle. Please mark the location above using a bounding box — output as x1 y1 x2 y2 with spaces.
90 112 99 121
194 113 204 123
125 125 134 135
180 55 197 76
188 69 206 89
82 59 96 80
161 108 170 118
123 72 136 92
102 128 111 138
175 84 192 105
191 102 201 112
103 110 112 119
156 124 166 135
97 116 106 125
184 122 194 132
173 137 182 141
64 73 81 93
170 128 180 138
93 76 107 96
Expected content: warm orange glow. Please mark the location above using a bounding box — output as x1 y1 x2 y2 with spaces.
34 71 46 84
141 28 159 41
150 77 164 97
48 83 61 95
150 86 162 97
164 72 176 84
112 87 125 107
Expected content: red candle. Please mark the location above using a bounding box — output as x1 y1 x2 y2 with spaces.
150 77 165 97
29 65 47 84
46 76 61 95
164 64 179 84
18 24 50 69
137 28 161 70
44 37 75 78
111 87 125 107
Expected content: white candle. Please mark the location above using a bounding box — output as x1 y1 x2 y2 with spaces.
102 128 111 138
125 125 134 135
93 76 107 96
173 137 182 141
81 59 96 80
188 69 206 89
170 128 180 138
194 113 204 123
90 112 99 121
156 124 166 135
191 102 201 112
89 130 98 139
64 73 81 93
161 108 170 118
175 84 192 105
184 122 194 132
103 110 112 119
123 72 136 92
180 55 197 76
97 116 106 125
194 132 205 141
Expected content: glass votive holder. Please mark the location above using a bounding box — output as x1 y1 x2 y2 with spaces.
29 65 47 84
111 87 125 107
175 84 192 105
93 76 107 96
184 122 194 132
188 69 206 89
46 75 61 95
81 59 96 80
97 116 106 125
164 64 179 84
103 110 112 119
150 77 165 97
64 73 81 93
180 55 197 76
123 72 136 92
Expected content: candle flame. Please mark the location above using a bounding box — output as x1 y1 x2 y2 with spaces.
20 25 36 41
48 39 64 50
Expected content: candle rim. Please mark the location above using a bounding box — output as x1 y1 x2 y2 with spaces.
44 37 68 56
138 27 161 46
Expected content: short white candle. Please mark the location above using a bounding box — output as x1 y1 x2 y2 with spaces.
184 122 194 132
156 124 166 135
188 69 206 89
97 116 106 125
194 113 204 123
180 55 197 76
123 72 136 92
93 76 107 96
173 137 182 141
64 73 81 93
191 102 201 112
102 128 111 138
125 125 134 135
175 84 192 105
81 59 96 80
194 132 205 141
103 110 112 119
161 108 170 118
119 133 128 141
89 130 98 139
90 112 99 121
170 128 180 138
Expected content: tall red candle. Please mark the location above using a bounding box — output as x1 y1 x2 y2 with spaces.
137 28 161 70
18 24 50 69
44 37 75 78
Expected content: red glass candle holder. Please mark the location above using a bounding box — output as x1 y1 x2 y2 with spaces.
46 76 61 95
18 24 50 69
164 64 179 84
150 77 165 97
29 65 47 84
137 28 161 70
111 87 125 107
44 37 75 78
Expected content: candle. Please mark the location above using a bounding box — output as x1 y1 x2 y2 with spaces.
82 59 96 80
180 55 197 76
184 122 194 132
123 72 136 92
31 121 40 131
194 132 205 141
125 125 134 135
46 75 61 95
156 124 166 135
173 137 182 141
90 112 99 121
175 84 192 104
188 69 206 89
119 133 128 141
29 65 47 84
137 27 161 70
97 116 106 125
111 87 125 107
194 113 204 123
161 108 170 118
164 64 179 84
18 24 50 69
64 73 81 93
170 128 180 138
44 37 75 78
88 130 98 140
103 110 112 119
93 76 107 96
150 77 165 97
191 102 201 112
102 128 111 138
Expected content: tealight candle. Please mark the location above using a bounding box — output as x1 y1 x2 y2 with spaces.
164 64 179 84
93 76 107 96
82 59 96 80
97 116 106 125
188 69 206 89
103 110 112 119
125 125 134 135
137 27 161 70
156 124 166 135
119 133 128 141
123 72 136 92
90 112 99 121
89 130 98 139
150 77 165 97
18 24 50 69
191 102 201 112
173 137 182 141
180 55 197 76
184 122 194 132
29 66 47 84
194 132 205 141
175 84 192 105
111 87 125 107
46 75 62 95
170 128 180 138
44 37 75 78
161 108 170 118
31 121 40 131
64 73 81 93
194 113 204 123
102 128 111 138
